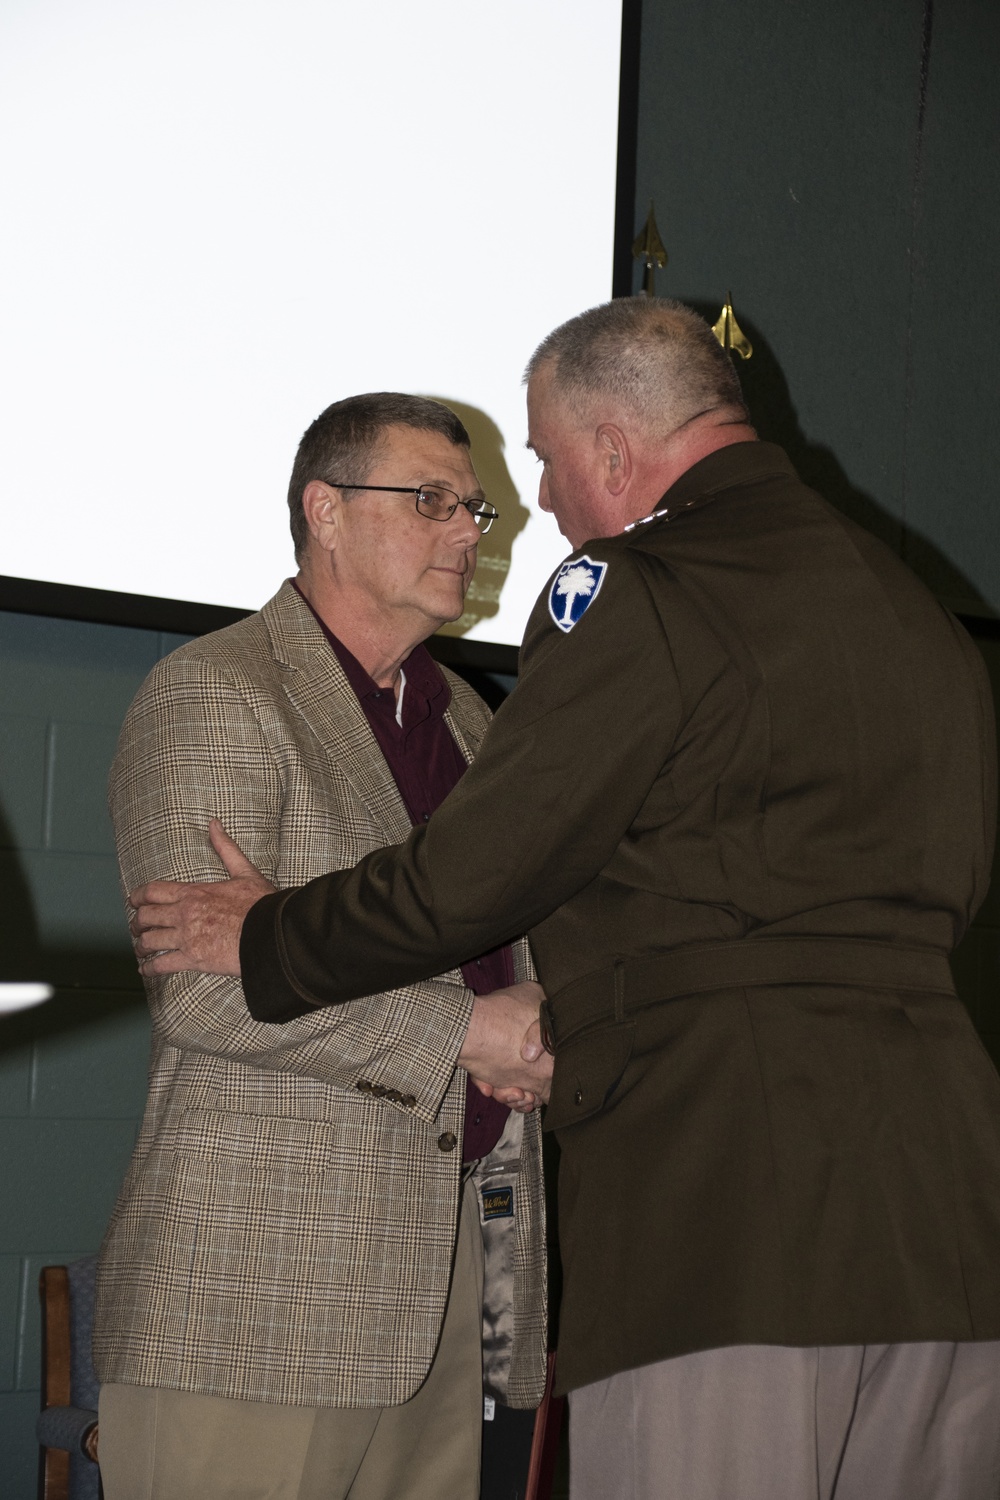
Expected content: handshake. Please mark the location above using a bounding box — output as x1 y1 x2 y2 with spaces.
458 980 553 1114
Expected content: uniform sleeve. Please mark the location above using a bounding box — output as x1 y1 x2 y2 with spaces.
112 650 475 1122
952 616 998 926
242 547 683 1018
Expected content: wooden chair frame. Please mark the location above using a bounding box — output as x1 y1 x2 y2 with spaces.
38 1266 72 1500
525 1351 566 1500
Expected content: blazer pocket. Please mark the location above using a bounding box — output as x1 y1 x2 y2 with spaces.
544 1022 636 1131
174 1108 335 1175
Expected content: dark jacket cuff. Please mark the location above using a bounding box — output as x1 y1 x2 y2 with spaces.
241 889 314 1023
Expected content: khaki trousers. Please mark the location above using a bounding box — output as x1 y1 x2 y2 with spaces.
569 1341 1000 1500
98 1177 485 1500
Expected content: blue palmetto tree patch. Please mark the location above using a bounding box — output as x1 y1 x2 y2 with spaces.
548 555 608 632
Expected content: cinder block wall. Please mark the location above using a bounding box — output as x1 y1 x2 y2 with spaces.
0 611 190 1493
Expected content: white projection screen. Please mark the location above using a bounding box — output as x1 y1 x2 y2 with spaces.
0 0 626 651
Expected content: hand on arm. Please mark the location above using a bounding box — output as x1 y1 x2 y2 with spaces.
131 820 272 977
131 818 554 1112
458 979 553 1111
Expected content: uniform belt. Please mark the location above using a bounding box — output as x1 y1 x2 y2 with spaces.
538 937 955 1053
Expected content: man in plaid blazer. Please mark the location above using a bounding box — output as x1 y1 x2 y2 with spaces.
94 394 550 1500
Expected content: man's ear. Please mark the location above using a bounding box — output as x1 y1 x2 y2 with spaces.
301 480 341 554
596 424 631 496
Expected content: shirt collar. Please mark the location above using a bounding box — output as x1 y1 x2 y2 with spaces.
290 579 450 715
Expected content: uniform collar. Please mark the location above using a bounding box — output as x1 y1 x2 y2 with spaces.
627 442 797 532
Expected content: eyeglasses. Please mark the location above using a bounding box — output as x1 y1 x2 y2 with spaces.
328 482 498 535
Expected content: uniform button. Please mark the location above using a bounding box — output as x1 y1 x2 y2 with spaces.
574 1089 584 1105
356 1079 373 1093
388 1089 402 1103
402 1094 416 1109
422 812 430 822
437 1131 458 1152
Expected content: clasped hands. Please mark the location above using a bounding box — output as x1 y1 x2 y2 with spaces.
457 981 552 1113
129 820 553 1113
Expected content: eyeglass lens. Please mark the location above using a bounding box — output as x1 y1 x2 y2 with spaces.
416 487 497 532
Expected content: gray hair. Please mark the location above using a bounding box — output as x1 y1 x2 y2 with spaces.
287 392 470 562
525 298 747 438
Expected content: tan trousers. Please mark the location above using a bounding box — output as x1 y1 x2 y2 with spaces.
98 1177 485 1500
569 1341 1000 1500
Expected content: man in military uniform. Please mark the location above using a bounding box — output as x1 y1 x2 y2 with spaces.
131 300 1000 1499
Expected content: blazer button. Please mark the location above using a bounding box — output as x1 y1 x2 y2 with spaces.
574 1089 584 1105
437 1131 458 1152
402 1095 417 1109
356 1079 373 1093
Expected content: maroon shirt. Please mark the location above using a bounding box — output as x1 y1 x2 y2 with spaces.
294 584 512 1160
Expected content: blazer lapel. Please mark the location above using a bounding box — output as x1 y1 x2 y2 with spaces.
261 583 413 843
443 676 491 767
444 705 477 767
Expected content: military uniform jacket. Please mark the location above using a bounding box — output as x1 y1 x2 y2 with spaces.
93 582 547 1409
240 445 1000 1394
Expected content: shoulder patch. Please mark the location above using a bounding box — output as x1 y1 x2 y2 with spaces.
548 556 608 633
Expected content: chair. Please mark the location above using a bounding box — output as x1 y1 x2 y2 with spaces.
37 1257 102 1500
35 1256 560 1500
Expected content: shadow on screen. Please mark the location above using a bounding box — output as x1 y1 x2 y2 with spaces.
422 397 531 637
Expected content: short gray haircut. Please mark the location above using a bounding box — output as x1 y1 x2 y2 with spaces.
287 392 470 562
525 298 748 438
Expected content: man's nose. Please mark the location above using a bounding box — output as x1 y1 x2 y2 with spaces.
538 473 552 514
451 503 482 545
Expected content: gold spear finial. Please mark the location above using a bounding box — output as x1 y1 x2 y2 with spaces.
632 203 668 298
712 292 753 359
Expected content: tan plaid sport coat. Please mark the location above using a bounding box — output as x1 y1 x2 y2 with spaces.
93 580 547 1409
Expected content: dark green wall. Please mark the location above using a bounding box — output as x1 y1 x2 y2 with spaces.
0 613 190 1493
633 0 999 615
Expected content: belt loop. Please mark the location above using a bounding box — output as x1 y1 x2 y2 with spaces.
613 959 626 1024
